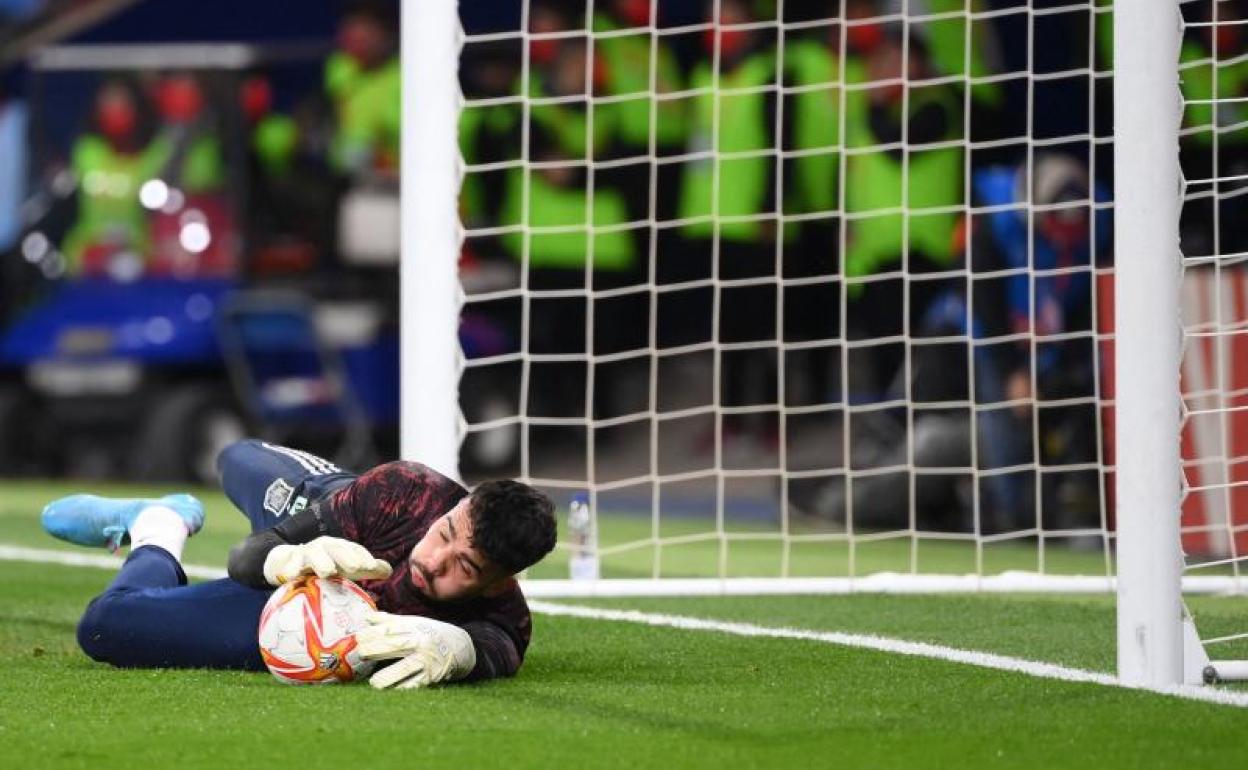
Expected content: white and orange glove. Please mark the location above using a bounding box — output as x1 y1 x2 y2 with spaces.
262 536 393 586
355 611 477 689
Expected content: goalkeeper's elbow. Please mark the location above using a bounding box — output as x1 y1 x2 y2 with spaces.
460 620 523 681
227 534 279 588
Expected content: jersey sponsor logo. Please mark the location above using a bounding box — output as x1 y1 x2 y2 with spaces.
263 478 295 516
289 495 308 516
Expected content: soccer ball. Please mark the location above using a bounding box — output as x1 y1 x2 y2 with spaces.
257 575 378 684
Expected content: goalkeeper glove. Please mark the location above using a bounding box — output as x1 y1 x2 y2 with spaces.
262 536 393 586
355 611 477 690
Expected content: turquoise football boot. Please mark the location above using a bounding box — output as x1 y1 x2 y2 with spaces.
41 493 204 552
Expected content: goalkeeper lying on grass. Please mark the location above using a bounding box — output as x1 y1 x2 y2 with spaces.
41 439 557 689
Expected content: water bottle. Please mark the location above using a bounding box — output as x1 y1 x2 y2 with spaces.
568 493 599 580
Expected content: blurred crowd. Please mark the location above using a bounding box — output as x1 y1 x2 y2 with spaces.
2 0 1248 531
459 0 1116 533
453 0 1248 533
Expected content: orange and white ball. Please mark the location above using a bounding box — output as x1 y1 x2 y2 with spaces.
257 576 377 684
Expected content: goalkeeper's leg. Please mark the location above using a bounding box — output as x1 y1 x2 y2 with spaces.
76 546 270 670
216 439 357 533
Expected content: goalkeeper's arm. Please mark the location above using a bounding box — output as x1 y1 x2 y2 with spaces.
460 619 522 682
227 503 370 587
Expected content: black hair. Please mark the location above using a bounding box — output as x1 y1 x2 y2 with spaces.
468 480 557 575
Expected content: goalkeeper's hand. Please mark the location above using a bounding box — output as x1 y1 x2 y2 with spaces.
262 536 393 586
355 611 477 690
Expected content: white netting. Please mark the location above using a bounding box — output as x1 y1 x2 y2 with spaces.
449 0 1131 586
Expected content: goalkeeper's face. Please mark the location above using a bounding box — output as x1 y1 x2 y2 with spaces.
407 499 503 601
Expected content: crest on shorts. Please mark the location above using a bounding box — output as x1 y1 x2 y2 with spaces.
263 478 295 516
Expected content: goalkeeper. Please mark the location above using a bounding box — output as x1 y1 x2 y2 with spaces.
41 440 557 689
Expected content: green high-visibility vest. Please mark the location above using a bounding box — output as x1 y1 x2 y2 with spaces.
1180 39 1248 146
252 113 299 180
459 102 519 224
591 13 686 150
179 133 225 193
1095 0 1113 70
783 41 870 217
679 52 777 243
62 134 172 271
521 72 618 161
459 102 518 165
924 0 1003 108
843 88 963 278
500 73 633 271
325 53 402 171
499 167 634 271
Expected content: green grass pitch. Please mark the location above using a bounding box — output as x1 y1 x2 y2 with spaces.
1 481 1246 769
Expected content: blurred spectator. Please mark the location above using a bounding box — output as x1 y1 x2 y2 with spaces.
59 78 165 275
896 0 1003 109
145 72 234 277
499 2 637 419
966 154 1108 532
826 153 1109 533
782 23 854 237
779 23 854 413
843 30 963 395
242 74 299 180
678 0 775 254
592 0 686 228
677 0 780 442
324 0 400 178
845 31 961 282
151 72 225 194
459 43 521 231
241 71 339 276
593 0 685 156
501 5 633 279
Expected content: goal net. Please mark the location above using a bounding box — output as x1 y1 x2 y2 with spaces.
1172 0 1248 683
402 0 1246 682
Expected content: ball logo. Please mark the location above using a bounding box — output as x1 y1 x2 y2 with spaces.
318 652 341 672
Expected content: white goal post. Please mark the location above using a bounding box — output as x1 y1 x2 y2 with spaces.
400 0 1247 690
1111 0 1183 688
400 0 463 476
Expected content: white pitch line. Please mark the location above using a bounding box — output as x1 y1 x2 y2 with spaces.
3 543 1247 708
526 601 1248 709
0 544 227 580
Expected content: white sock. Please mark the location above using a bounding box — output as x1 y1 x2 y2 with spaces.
130 505 190 561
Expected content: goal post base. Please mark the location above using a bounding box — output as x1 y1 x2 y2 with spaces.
1201 660 1248 685
1185 613 1211 686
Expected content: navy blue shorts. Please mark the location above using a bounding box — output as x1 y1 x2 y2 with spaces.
76 440 359 670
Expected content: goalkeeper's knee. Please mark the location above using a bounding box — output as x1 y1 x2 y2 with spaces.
76 594 123 665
